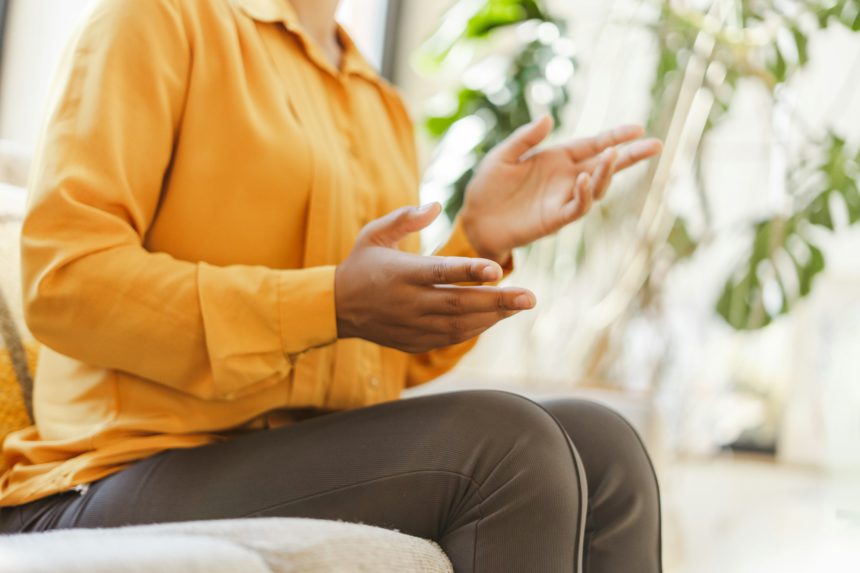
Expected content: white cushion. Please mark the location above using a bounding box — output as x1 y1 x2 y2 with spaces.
0 533 272 573
0 517 453 573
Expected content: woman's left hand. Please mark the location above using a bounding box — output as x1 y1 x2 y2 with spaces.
460 116 663 265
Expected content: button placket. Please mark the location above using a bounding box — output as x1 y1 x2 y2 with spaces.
332 79 371 227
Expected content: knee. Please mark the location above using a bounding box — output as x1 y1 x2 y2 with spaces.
545 399 660 508
416 391 586 565
440 390 569 447
427 390 584 486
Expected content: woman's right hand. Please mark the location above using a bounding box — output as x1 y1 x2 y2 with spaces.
335 203 536 353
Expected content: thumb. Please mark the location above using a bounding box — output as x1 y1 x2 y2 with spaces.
360 202 441 248
493 115 554 162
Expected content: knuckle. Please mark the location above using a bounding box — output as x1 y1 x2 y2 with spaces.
394 206 412 222
448 317 466 334
445 293 462 310
425 317 445 334
356 225 373 243
432 262 448 283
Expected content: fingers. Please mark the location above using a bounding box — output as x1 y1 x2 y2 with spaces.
563 124 644 162
560 139 643 224
589 148 617 200
422 285 536 314
360 203 441 248
492 115 554 162
561 172 593 223
612 138 663 172
560 147 615 223
579 137 663 173
386 287 536 353
422 310 520 341
406 255 504 285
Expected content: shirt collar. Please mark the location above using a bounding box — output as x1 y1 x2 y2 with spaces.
235 0 379 81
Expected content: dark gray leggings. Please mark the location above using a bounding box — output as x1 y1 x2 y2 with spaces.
0 391 662 572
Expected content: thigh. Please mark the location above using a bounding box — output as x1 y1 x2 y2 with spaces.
63 395 483 535
10 391 589 573
66 392 580 524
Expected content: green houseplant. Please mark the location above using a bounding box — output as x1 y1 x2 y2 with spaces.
418 0 860 388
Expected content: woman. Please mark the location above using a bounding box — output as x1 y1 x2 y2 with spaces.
0 0 663 570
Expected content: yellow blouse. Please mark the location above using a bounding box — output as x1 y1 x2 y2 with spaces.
0 0 487 506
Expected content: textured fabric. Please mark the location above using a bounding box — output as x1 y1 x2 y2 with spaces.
0 391 663 573
0 345 36 474
1 0 494 506
0 191 36 475
0 517 453 573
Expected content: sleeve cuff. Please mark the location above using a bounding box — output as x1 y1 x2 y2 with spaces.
278 265 338 356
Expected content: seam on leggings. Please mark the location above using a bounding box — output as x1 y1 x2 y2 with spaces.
456 441 515 524
466 443 515 573
584 489 595 572
448 441 515 569
588 401 664 573
239 468 487 523
496 391 587 573
477 442 516 491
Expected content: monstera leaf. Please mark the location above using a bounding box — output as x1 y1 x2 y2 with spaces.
717 217 825 330
717 133 859 329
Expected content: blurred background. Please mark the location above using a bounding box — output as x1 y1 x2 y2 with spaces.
2 0 859 570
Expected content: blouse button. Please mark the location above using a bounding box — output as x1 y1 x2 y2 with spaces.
369 376 380 388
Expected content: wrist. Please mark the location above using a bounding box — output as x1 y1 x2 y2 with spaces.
459 206 512 267
334 265 358 339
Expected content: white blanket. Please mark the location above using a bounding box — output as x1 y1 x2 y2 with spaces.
0 517 453 573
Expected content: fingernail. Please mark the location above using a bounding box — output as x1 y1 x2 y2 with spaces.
482 265 501 281
416 203 437 214
514 293 535 309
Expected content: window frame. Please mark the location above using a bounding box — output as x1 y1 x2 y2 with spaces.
0 1 8 77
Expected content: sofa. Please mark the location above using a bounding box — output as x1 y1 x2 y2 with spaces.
0 145 453 572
